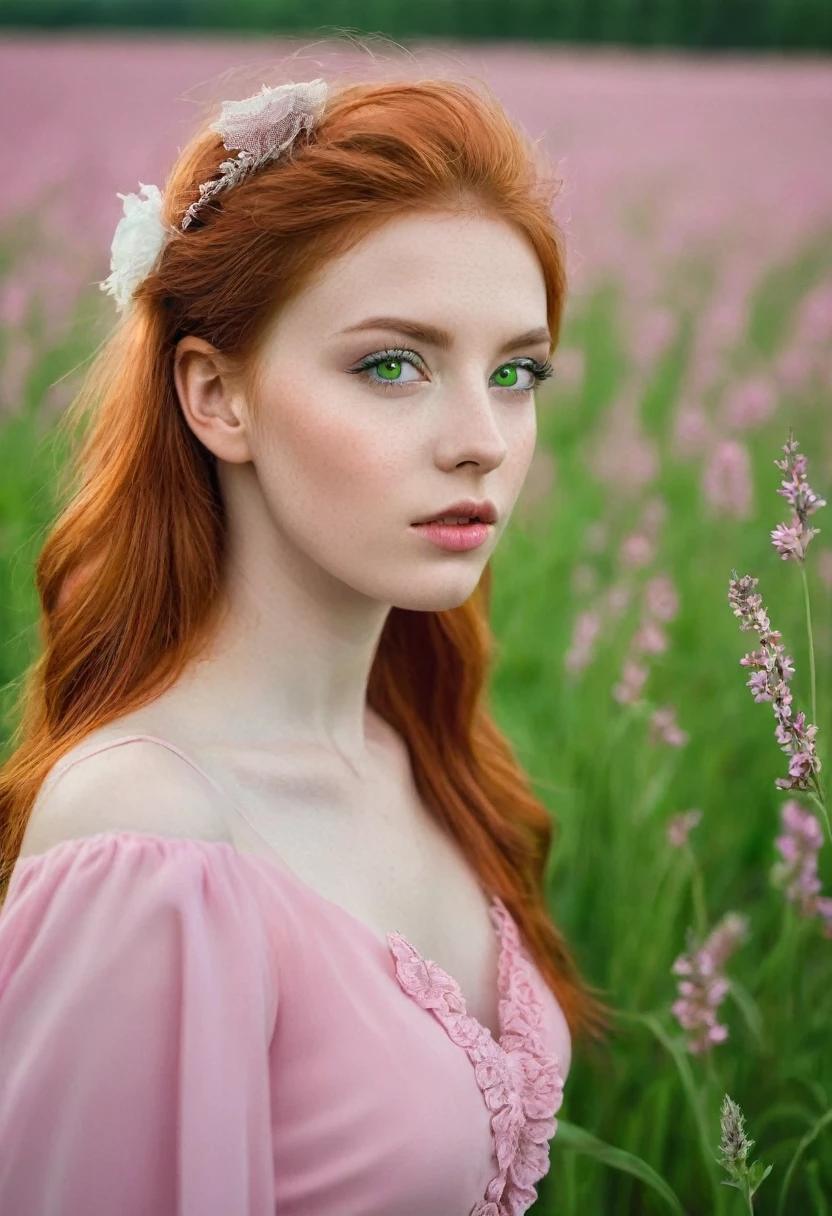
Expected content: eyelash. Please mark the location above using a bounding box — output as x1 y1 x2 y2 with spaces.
347 347 554 396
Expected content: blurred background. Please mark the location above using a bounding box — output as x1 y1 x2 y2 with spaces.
1 6 831 1216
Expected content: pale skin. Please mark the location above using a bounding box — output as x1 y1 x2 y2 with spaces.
22 208 560 1043
167 208 550 770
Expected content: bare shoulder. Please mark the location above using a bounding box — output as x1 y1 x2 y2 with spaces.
18 737 232 860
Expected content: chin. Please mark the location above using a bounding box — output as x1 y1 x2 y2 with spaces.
387 570 487 614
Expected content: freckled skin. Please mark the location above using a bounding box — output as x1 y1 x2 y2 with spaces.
169 210 549 760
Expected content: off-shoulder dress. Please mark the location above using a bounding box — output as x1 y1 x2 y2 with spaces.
0 733 571 1216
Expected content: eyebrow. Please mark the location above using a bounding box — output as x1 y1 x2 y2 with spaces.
337 316 552 356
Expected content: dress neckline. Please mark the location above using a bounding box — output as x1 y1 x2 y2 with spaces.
37 730 511 1036
15 830 565 1216
238 840 510 1043
21 825 508 1044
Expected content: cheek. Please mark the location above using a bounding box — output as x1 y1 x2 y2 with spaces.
513 411 538 476
257 391 406 513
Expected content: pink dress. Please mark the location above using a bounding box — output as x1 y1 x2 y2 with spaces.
0 735 571 1216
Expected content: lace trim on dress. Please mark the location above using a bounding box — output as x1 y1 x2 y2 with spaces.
386 895 564 1216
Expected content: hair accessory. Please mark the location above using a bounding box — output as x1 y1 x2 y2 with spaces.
98 183 171 315
99 78 328 315
181 78 328 231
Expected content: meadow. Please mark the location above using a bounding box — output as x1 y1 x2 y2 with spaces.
1 37 831 1215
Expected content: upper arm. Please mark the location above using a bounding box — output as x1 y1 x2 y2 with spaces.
19 740 232 860
0 830 277 1214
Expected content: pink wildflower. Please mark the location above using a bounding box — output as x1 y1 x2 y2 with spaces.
590 396 659 495
564 609 603 675
667 809 703 848
645 573 680 622
702 440 755 520
728 572 822 795
650 705 689 748
612 658 649 704
634 307 677 363
671 913 749 1054
816 898 832 939
772 802 832 932
672 398 713 459
633 615 668 654
770 430 826 563
775 347 815 394
620 532 655 569
721 376 777 432
0 275 30 327
796 283 832 345
770 519 819 562
706 913 750 969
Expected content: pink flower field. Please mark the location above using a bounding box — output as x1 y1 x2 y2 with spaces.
2 35 831 424
0 36 831 302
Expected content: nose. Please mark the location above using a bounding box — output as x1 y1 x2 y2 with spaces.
432 382 510 473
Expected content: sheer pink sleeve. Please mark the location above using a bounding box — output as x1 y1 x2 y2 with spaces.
0 833 279 1216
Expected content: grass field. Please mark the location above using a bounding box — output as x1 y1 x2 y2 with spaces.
1 38 831 1215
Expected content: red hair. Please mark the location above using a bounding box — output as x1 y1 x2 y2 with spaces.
0 71 610 1043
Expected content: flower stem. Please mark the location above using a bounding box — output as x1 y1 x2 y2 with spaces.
704 1047 722 1109
756 901 796 990
687 844 709 940
807 784 832 847
798 561 830 844
799 560 818 733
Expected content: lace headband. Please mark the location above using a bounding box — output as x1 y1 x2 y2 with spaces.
99 78 328 315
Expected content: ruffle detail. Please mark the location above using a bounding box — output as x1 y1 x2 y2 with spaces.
387 896 564 1216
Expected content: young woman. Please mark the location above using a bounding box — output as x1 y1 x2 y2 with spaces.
0 71 608 1214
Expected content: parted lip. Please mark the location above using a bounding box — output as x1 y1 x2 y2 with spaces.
412 499 498 525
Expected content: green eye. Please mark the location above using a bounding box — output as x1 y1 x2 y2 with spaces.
348 347 553 395
376 359 403 381
493 365 519 387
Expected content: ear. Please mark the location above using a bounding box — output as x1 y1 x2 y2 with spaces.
173 336 253 464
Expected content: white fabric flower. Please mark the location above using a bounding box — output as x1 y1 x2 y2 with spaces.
99 183 168 314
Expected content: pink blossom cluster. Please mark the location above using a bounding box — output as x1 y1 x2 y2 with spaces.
588 499 689 745
727 573 821 795
775 283 832 395
666 808 703 848
770 430 827 563
648 705 689 748
772 801 832 937
564 498 667 678
599 500 687 744
589 385 659 499
701 439 756 521
671 912 749 1054
612 564 674 695
719 376 778 433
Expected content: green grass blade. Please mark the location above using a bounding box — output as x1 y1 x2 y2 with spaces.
777 1107 832 1216
727 977 765 1050
555 1119 688 1215
620 1011 719 1194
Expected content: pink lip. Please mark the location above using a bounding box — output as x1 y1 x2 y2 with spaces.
410 521 492 551
412 498 498 526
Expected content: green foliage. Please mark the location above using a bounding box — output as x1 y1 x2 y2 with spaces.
1 0 832 51
555 1120 688 1214
489 239 832 1213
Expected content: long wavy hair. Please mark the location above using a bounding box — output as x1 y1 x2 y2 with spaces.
0 69 610 1044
